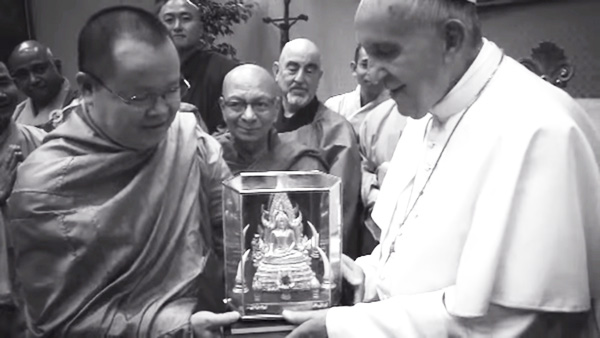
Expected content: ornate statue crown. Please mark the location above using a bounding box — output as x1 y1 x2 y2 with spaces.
262 193 302 228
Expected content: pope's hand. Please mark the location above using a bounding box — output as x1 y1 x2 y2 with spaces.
342 254 365 304
191 311 240 338
283 309 329 338
0 145 23 204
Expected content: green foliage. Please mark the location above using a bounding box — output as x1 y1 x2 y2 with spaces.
195 0 254 59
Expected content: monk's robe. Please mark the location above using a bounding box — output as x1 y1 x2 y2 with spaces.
12 78 78 132
324 85 390 136
276 98 362 258
216 129 328 175
0 122 45 336
325 40 600 337
181 48 239 134
6 109 231 337
358 100 406 240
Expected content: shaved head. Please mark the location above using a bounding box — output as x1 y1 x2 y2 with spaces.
279 38 322 66
223 64 279 97
220 64 281 145
8 40 54 65
274 38 323 114
7 40 64 107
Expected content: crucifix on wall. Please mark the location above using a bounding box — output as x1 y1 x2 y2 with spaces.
262 0 308 50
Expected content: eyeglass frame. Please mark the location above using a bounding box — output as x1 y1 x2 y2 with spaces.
220 96 280 114
83 71 190 108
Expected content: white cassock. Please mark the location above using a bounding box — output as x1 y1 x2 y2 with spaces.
325 39 600 337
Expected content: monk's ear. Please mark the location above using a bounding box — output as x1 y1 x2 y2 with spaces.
272 61 280 78
53 59 63 74
76 72 95 103
218 96 226 111
350 61 357 72
442 19 467 59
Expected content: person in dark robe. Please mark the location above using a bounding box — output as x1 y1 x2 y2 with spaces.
216 64 327 175
157 0 239 134
5 7 238 336
7 41 79 132
273 38 362 259
0 60 45 338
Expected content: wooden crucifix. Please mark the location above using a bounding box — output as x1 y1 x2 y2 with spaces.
262 0 308 50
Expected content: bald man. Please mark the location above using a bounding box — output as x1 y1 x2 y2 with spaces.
157 0 239 134
216 64 327 175
284 0 600 337
274 38 363 259
8 41 78 132
0 61 45 337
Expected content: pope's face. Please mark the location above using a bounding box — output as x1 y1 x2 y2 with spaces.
159 0 204 51
0 63 19 133
82 38 181 150
355 3 452 119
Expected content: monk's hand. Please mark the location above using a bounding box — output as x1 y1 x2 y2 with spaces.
342 254 365 304
0 145 23 204
376 161 390 185
283 309 329 338
190 311 240 338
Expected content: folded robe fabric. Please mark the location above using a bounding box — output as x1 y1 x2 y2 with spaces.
7 110 217 337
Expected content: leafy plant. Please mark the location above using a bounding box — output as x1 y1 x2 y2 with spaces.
156 0 254 59
194 0 254 59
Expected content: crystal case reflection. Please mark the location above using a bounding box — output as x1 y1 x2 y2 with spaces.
222 171 342 318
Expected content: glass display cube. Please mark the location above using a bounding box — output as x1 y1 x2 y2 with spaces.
222 171 342 319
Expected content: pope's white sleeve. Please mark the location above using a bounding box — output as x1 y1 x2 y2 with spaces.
326 287 538 338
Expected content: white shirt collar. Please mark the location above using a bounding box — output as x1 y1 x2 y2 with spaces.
430 39 504 124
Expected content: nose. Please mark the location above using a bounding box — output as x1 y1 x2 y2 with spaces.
173 18 183 32
147 95 174 118
0 91 8 105
28 72 40 85
240 104 258 123
293 68 307 83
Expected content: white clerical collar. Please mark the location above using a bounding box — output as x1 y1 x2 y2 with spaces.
430 39 504 124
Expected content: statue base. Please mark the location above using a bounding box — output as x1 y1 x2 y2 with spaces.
225 316 294 337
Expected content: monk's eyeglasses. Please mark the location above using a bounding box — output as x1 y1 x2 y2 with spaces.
222 97 278 114
84 71 190 108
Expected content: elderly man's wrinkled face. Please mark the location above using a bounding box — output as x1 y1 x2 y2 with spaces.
220 70 279 144
81 38 181 150
0 63 20 133
274 47 322 112
159 0 204 51
355 2 451 119
8 48 63 106
352 46 385 95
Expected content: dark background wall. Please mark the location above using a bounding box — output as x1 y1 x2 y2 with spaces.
479 0 600 98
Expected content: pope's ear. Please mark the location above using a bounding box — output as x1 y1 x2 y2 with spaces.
272 61 280 77
443 19 467 56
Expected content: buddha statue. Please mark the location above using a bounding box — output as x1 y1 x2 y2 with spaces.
251 193 320 295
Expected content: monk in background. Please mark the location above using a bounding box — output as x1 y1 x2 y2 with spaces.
0 60 45 338
8 41 79 132
217 64 327 175
6 7 237 337
273 38 362 259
